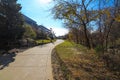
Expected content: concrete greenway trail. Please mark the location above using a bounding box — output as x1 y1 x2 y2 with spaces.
0 40 64 80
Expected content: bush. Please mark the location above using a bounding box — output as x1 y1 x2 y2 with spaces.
103 53 120 71
95 45 104 53
23 23 37 39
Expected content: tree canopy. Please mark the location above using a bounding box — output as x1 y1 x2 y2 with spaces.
52 0 120 49
0 0 24 49
23 23 36 39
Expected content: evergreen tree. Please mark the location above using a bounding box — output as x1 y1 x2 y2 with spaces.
0 0 24 49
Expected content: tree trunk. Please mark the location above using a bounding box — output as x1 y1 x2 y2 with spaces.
105 19 115 51
84 25 91 49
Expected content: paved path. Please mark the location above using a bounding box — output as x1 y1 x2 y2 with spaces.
0 40 64 80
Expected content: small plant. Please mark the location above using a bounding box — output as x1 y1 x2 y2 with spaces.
95 45 104 53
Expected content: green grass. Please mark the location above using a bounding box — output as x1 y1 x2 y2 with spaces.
36 39 56 45
54 41 119 80
55 41 75 60
55 41 87 60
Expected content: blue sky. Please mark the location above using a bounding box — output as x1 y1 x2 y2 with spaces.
17 0 68 36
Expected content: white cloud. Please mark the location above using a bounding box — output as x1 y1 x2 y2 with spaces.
52 27 68 36
36 0 52 4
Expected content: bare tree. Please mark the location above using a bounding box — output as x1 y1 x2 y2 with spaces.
52 0 96 49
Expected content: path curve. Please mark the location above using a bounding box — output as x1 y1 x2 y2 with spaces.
0 40 64 80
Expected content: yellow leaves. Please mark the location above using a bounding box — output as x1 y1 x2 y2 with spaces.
102 10 111 18
115 15 120 22
82 15 86 20
105 10 111 17
98 9 111 18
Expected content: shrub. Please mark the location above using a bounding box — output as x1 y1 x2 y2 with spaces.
95 45 104 53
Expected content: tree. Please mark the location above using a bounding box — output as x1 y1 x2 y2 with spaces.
23 23 36 39
0 0 24 49
36 29 48 39
52 0 97 49
95 0 120 50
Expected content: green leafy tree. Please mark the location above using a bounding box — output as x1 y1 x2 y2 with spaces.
23 23 36 39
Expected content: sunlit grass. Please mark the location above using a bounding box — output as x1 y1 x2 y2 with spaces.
55 41 75 60
55 41 88 60
54 40 118 79
36 39 56 44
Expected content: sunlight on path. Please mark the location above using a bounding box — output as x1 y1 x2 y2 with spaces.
0 40 64 80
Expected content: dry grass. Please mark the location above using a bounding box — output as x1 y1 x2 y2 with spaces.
55 41 120 80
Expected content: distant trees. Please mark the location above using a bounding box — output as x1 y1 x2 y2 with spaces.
93 0 120 51
52 0 120 50
0 0 24 49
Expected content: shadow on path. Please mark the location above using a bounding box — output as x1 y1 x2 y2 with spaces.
0 52 16 70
